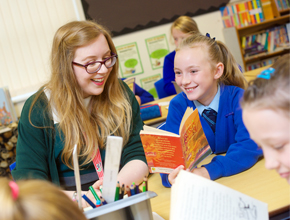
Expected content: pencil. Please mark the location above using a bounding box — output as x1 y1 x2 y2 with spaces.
126 185 131 197
89 186 101 204
119 184 125 200
100 196 107 205
82 194 96 208
144 175 148 191
115 181 120 201
130 184 135 195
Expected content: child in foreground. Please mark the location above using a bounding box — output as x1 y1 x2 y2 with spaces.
0 178 87 220
161 33 262 187
242 54 290 184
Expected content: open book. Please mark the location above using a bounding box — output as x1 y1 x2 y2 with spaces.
171 170 269 220
140 107 212 174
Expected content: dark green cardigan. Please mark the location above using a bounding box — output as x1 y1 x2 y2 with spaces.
12 81 147 185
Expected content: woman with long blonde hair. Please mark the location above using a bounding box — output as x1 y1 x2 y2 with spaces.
12 20 148 206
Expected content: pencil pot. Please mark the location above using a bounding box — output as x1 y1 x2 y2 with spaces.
85 191 157 220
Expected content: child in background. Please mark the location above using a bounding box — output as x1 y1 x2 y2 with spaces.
163 16 200 96
0 178 87 220
161 33 262 187
242 54 290 184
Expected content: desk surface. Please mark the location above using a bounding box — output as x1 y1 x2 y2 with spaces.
244 65 270 82
148 155 290 220
142 95 175 126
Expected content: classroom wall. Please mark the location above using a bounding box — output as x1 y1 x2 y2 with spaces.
4 2 224 117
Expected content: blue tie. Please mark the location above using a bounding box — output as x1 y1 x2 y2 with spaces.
202 108 217 133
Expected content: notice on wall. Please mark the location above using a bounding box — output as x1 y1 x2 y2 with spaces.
116 42 144 78
145 34 169 70
140 74 161 99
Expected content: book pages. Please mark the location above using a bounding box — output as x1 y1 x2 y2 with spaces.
171 170 268 220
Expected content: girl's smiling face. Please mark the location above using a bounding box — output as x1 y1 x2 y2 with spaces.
72 34 112 98
243 108 290 184
174 46 223 106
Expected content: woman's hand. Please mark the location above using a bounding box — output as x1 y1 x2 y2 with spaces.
83 179 103 207
168 165 184 185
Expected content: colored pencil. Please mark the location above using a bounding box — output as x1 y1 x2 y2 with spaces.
130 184 135 195
126 185 131 197
89 186 101 203
100 196 107 205
142 181 146 192
96 200 101 208
114 181 120 201
82 194 96 208
144 176 148 191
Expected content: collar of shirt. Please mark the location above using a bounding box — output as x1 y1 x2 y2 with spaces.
193 84 220 115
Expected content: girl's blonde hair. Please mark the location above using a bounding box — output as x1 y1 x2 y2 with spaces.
29 20 132 169
242 54 290 118
171 16 200 34
0 178 87 220
177 33 247 89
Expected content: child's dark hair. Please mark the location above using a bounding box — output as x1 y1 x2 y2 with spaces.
176 32 247 89
242 54 290 118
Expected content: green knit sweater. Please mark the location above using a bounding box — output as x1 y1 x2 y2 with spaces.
12 81 147 185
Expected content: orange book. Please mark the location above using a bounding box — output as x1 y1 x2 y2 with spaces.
140 108 212 174
261 0 275 20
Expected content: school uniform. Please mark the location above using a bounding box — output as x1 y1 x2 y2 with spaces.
163 51 177 96
12 80 147 190
160 84 263 187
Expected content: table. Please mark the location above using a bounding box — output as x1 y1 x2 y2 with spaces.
142 95 175 126
148 155 290 220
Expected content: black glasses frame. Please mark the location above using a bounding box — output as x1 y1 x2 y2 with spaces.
72 53 118 74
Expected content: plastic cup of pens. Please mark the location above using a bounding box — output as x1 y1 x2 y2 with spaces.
84 179 157 220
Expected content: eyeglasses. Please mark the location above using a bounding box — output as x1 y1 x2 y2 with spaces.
72 53 118 74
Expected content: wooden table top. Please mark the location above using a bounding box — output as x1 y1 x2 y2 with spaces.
148 155 290 220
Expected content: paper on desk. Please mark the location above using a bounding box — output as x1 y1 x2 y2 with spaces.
158 101 170 106
101 136 123 203
171 170 268 220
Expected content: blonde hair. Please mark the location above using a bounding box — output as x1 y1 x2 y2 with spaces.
177 33 247 89
171 16 200 35
242 54 290 118
29 20 132 169
0 178 87 220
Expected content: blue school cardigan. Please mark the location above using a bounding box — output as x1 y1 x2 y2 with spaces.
160 84 263 187
163 51 177 96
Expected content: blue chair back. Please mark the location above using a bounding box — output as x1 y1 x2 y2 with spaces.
154 79 168 99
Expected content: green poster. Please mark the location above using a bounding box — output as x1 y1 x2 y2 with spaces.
145 34 169 70
116 42 144 78
140 74 161 99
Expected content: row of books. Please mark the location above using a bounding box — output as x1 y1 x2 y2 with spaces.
275 0 290 10
242 24 290 58
220 0 265 28
246 55 279 70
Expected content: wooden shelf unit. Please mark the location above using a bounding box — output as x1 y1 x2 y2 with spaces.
222 0 290 72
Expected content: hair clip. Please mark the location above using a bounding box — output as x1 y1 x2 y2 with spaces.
206 33 215 41
9 181 19 200
257 67 275 80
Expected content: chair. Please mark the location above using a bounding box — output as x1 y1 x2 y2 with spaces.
154 78 168 99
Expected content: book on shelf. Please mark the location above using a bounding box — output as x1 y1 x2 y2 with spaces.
246 55 279 70
274 0 290 10
0 87 17 130
170 170 269 220
261 0 275 20
220 0 266 28
122 76 135 94
140 107 212 174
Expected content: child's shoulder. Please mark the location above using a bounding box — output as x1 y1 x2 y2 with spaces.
221 84 244 97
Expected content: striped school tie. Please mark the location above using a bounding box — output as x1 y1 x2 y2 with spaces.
202 108 217 133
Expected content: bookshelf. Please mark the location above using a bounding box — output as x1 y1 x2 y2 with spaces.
222 0 290 71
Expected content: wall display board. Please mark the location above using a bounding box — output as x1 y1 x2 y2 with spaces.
145 34 169 70
140 74 162 99
116 42 144 78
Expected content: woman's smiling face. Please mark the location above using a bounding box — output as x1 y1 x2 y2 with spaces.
72 34 112 98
